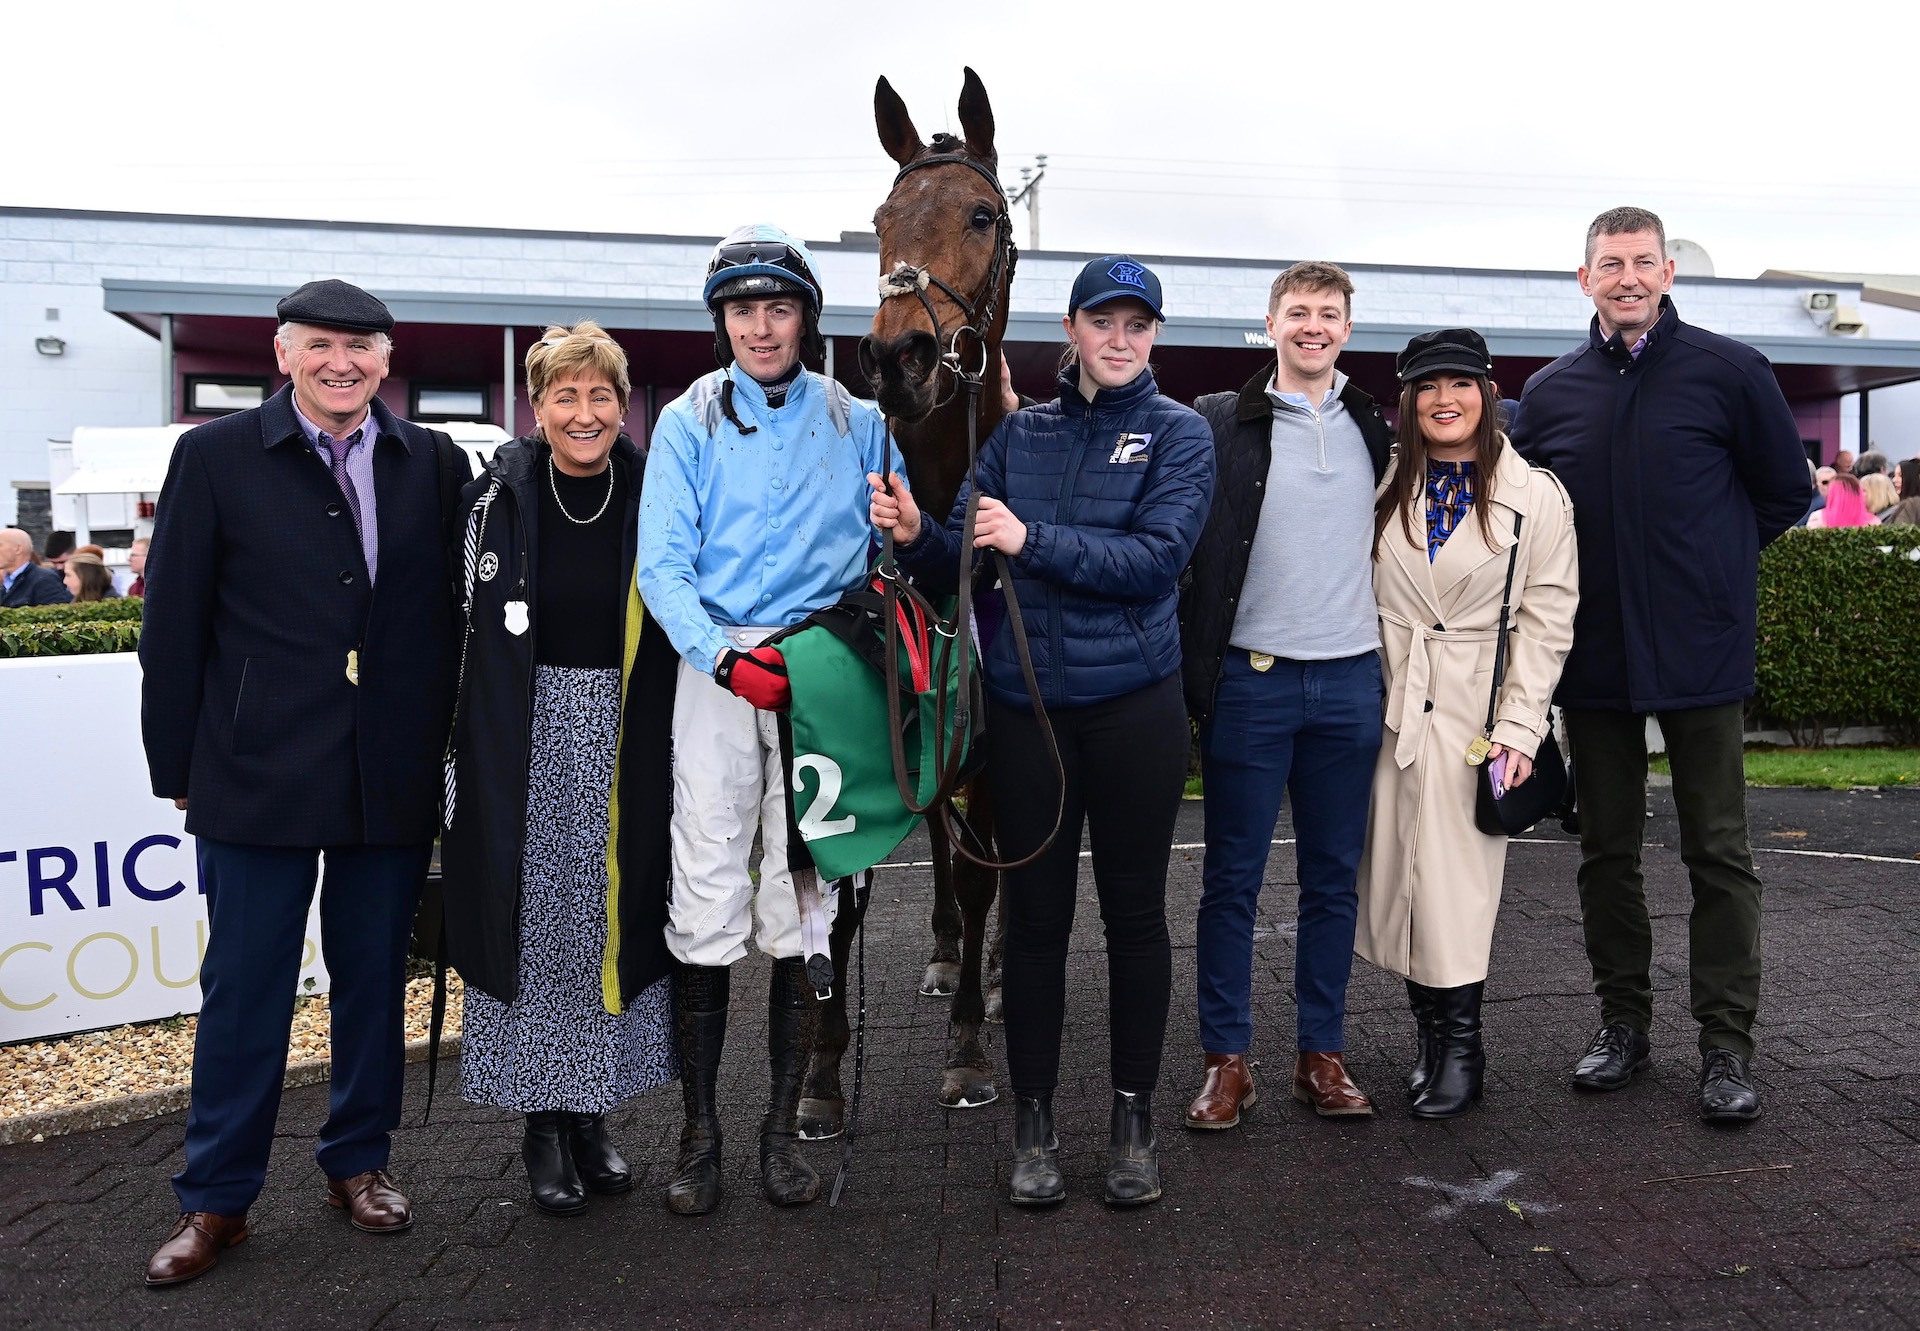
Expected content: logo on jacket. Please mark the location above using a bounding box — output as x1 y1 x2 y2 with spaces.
1108 260 1147 289
478 552 499 582
1109 432 1152 464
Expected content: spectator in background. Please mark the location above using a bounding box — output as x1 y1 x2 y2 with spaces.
1 527 73 606
1854 450 1890 479
62 551 120 602
1860 472 1897 519
1799 463 1832 527
1808 473 1875 528
43 530 75 572
126 538 149 598
1833 450 1855 476
1883 459 1920 527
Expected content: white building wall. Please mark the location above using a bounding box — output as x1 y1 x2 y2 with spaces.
0 208 1889 525
1858 301 1920 462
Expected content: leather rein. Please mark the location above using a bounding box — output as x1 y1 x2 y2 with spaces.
872 149 1063 871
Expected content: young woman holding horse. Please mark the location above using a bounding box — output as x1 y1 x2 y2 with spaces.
1353 328 1578 1118
869 256 1212 1208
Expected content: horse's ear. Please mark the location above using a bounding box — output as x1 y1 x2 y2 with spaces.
875 76 925 169
957 66 997 169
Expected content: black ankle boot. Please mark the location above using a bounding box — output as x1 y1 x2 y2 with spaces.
1411 982 1485 1119
522 1112 588 1216
1405 980 1441 1100
664 964 729 1216
565 1113 632 1195
1104 1090 1162 1207
1008 1094 1064 1207
761 957 822 1207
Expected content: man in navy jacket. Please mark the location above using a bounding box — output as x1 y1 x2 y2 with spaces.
138 280 461 1285
0 528 73 605
1514 208 1809 1125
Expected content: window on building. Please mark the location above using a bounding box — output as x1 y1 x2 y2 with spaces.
411 385 490 422
186 376 270 415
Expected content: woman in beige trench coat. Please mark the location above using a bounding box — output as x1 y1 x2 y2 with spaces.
1355 329 1579 1119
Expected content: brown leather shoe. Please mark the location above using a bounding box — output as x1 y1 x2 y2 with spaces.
325 1169 413 1233
1292 1051 1373 1117
1184 1053 1258 1129
145 1211 249 1287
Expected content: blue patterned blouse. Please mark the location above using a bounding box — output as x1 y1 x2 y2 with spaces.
1426 460 1476 562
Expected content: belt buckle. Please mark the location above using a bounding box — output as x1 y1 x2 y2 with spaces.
1248 651 1275 673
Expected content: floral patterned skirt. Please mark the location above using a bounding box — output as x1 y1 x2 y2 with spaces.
461 665 676 1113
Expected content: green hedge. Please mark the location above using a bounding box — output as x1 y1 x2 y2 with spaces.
0 598 144 658
1754 526 1920 744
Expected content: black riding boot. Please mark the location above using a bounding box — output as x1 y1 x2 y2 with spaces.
1008 1094 1064 1207
664 964 729 1216
522 1112 588 1216
1405 980 1441 1100
1411 983 1485 1119
761 957 822 1207
1104 1090 1162 1207
565 1113 632 1195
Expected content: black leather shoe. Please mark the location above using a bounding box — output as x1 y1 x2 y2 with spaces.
1570 1023 1651 1092
1699 1049 1761 1124
1104 1090 1162 1207
522 1113 588 1216
1411 983 1484 1119
1009 1094 1064 1207
1405 980 1441 1100
565 1113 633 1195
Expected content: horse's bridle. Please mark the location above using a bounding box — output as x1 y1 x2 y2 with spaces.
869 147 1019 400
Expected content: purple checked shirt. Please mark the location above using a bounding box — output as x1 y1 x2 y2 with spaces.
292 398 381 583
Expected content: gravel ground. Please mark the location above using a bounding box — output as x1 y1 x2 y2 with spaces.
0 976 464 1119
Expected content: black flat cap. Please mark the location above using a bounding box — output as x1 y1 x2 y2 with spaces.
276 279 395 333
1397 327 1492 381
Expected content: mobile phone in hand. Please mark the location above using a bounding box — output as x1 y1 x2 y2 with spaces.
1489 751 1509 800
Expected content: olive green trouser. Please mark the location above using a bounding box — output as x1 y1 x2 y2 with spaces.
1563 703 1762 1059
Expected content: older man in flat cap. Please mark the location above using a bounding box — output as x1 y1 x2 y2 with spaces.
139 280 468 1286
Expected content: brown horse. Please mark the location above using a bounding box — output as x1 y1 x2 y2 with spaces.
795 68 1016 1140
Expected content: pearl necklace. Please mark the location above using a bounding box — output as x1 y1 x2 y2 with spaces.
548 455 614 525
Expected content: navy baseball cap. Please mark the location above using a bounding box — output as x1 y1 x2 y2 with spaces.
1068 255 1165 321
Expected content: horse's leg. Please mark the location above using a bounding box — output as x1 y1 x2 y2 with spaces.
920 815 963 996
797 878 863 1141
939 791 999 1109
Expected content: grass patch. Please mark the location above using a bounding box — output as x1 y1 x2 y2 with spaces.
1650 746 1920 790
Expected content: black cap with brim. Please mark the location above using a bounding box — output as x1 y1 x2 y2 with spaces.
1397 327 1492 381
276 279 395 334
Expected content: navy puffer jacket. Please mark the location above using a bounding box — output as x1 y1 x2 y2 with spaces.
900 366 1213 708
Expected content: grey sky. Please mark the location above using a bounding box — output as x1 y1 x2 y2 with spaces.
8 0 1915 278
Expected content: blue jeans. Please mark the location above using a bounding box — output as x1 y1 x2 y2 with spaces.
174 838 429 1215
1196 650 1384 1054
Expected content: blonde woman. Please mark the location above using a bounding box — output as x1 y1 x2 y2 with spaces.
440 322 680 1214
1860 472 1897 520
1355 329 1579 1118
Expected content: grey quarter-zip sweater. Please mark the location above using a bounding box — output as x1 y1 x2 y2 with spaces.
1228 370 1381 660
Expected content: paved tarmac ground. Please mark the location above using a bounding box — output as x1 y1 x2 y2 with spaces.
4 787 1918 1329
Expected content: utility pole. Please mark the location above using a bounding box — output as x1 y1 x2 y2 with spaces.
1008 153 1047 250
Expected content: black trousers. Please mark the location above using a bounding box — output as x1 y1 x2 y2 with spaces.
989 674 1188 1097
1564 703 1763 1057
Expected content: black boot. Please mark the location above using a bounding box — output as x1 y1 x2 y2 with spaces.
664 964 729 1216
1405 980 1441 1100
761 957 822 1207
1103 1090 1162 1207
522 1112 588 1216
1411 983 1485 1119
1008 1094 1064 1207
565 1113 632 1195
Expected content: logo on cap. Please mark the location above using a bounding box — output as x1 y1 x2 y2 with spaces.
1108 261 1147 289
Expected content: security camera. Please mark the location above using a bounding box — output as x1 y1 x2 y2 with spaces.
1828 306 1867 336
1803 291 1838 313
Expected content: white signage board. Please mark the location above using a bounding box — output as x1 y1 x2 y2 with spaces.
0 654 328 1042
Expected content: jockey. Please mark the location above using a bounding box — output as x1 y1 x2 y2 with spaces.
637 223 905 1214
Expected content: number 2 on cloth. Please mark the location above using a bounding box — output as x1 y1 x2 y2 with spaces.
794 754 858 839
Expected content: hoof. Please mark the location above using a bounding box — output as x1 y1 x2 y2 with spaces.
919 961 961 997
983 986 1004 1025
796 1097 845 1141
939 1068 999 1111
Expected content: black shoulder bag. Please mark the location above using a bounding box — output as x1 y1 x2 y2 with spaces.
1474 511 1569 836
